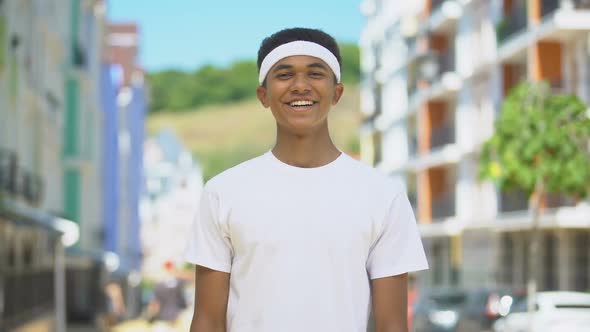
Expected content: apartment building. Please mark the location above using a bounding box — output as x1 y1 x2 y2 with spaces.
360 0 590 291
0 0 70 329
0 0 150 329
0 0 110 330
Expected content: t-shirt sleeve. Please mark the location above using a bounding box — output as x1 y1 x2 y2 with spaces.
184 187 233 273
366 191 429 279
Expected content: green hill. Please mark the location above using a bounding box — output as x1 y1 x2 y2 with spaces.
147 85 361 181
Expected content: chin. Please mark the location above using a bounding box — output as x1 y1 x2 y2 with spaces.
288 121 326 135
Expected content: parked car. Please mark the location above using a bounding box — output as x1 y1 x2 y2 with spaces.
493 291 590 332
411 288 468 332
455 287 523 332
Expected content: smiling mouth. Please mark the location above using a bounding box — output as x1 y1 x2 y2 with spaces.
286 100 316 111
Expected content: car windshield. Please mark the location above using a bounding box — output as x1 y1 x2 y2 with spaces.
429 293 467 308
510 299 529 313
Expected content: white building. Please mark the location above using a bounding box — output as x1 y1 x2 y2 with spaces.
140 131 204 280
360 0 590 290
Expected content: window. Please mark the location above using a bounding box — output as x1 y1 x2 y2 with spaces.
574 232 589 291
542 233 557 290
511 298 539 313
500 233 514 284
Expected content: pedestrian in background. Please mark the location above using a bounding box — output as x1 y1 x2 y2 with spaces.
98 281 127 331
147 261 187 331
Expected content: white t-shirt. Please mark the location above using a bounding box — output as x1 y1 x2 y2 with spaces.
185 150 428 332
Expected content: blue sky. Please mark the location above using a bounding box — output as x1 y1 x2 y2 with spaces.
108 0 365 72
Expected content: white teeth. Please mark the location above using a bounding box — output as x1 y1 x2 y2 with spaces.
290 100 314 107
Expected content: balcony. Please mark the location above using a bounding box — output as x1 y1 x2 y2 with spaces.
419 50 456 82
72 41 87 69
499 189 529 213
431 0 445 12
572 0 590 9
408 190 419 216
408 50 460 109
430 123 455 150
496 5 528 44
424 0 463 34
374 83 383 117
3 269 55 330
545 193 577 208
408 135 418 157
535 0 590 43
544 0 590 17
0 149 18 195
432 190 456 220
408 77 419 97
542 0 561 18
439 51 455 75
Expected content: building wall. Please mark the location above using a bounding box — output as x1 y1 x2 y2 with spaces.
360 0 590 289
77 0 105 251
104 23 146 272
101 63 120 253
0 0 92 330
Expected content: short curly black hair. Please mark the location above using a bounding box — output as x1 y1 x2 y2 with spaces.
257 27 342 84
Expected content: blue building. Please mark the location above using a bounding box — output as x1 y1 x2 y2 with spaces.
100 63 119 257
100 22 147 315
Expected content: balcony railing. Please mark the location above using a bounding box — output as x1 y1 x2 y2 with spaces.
439 51 455 75
542 0 561 17
545 193 577 208
408 135 418 156
374 84 383 116
418 51 455 83
430 123 455 150
573 0 590 9
496 3 528 44
432 190 456 220
407 74 420 99
543 0 590 17
408 191 419 216
406 36 419 56
3 270 55 330
431 0 446 12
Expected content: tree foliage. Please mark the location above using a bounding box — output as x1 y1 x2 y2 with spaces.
479 81 590 199
147 43 360 113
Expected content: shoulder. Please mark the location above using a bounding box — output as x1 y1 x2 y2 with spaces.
340 154 406 197
203 153 268 194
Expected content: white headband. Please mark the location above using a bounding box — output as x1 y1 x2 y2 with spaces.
258 40 341 84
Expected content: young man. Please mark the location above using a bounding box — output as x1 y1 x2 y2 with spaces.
185 28 428 332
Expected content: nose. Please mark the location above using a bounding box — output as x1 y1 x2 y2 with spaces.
290 73 311 94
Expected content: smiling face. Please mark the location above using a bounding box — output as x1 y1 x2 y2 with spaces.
257 55 344 135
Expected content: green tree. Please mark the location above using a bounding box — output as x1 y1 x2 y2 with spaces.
479 81 590 320
147 43 361 113
339 43 360 84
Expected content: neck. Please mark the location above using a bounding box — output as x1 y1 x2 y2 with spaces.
272 123 341 168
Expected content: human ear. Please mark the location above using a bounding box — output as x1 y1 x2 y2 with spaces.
256 85 270 108
332 83 344 105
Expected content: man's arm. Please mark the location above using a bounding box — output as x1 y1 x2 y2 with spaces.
371 273 408 332
190 265 230 332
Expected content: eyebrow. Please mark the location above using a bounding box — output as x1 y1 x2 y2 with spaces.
271 62 329 73
271 64 293 73
307 62 329 70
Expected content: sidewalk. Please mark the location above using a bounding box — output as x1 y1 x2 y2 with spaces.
67 324 99 332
